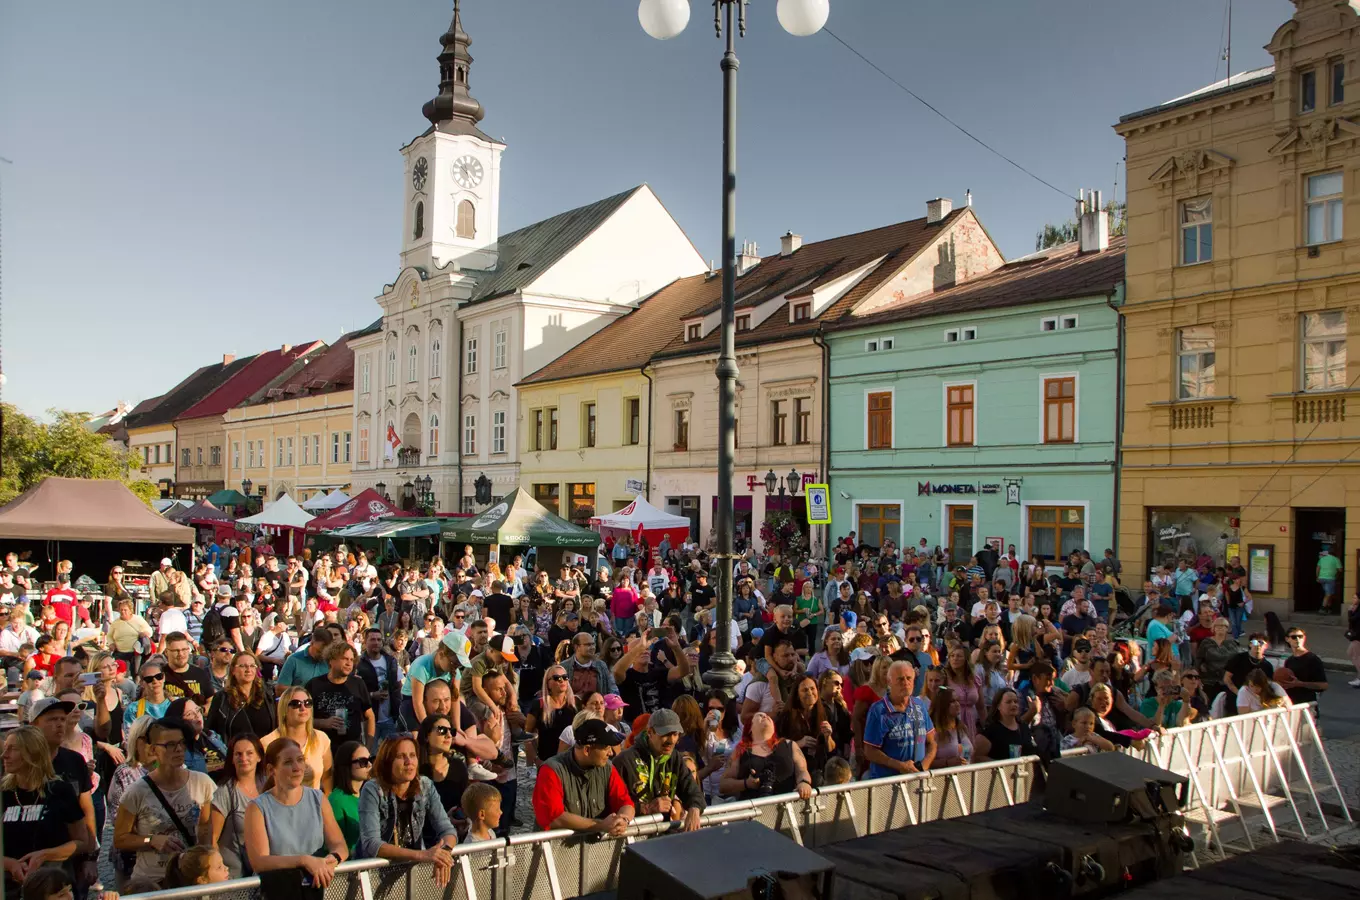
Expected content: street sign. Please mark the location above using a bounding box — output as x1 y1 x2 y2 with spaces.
805 483 831 525
625 478 646 494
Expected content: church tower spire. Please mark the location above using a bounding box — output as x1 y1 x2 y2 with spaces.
422 0 486 134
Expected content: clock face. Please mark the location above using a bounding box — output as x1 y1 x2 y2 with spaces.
453 155 484 189
412 157 428 192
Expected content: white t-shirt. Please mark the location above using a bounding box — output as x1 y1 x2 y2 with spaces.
1236 682 1289 713
743 680 776 715
120 771 216 879
158 608 188 639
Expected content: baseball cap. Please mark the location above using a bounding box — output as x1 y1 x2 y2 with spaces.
750 627 765 640
440 630 473 668
29 697 76 722
160 558 172 567
25 669 44 682
217 584 233 597
575 718 624 747
470 589 485 599
1073 638 1092 652
850 647 877 663
489 632 519 663
649 708 683 736
602 693 627 711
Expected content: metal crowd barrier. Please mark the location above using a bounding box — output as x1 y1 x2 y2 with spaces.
119 704 1349 900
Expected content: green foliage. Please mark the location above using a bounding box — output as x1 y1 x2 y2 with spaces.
1035 200 1127 251
0 404 152 507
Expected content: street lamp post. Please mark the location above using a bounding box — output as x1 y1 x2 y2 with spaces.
639 0 829 698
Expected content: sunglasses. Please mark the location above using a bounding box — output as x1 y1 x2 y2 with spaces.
1182 674 1201 680
1287 634 1305 640
289 698 313 709
549 674 570 682
433 725 453 736
352 758 373 767
142 672 165 682
216 647 234 654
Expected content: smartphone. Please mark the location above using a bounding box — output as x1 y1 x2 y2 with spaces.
79 672 100 687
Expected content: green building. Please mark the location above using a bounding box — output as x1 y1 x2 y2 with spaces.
827 230 1125 568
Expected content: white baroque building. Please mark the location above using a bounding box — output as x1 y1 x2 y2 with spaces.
349 1 705 511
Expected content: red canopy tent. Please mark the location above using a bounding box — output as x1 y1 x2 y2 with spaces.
305 488 410 534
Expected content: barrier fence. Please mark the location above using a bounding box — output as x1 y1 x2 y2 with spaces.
116 703 1349 900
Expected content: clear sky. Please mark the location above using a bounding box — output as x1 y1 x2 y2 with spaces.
0 0 1292 417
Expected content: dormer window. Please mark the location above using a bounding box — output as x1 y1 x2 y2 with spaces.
792 302 811 322
1301 69 1317 113
686 323 701 341
736 315 751 333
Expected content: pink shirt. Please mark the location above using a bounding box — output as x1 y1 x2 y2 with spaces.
610 586 639 620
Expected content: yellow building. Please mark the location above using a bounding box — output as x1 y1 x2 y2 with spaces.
1115 0 1360 616
223 336 362 503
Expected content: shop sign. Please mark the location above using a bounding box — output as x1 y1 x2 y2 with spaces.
917 481 1004 496
1005 479 1022 505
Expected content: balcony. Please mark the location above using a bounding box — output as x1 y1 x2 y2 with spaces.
397 447 422 467
1170 404 1218 431
1295 394 1346 424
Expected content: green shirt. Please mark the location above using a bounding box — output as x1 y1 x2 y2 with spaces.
1139 697 1183 728
1317 554 1341 581
328 788 360 855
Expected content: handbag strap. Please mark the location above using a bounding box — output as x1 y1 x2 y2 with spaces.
141 774 195 846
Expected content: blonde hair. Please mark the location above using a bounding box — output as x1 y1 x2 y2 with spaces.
571 708 600 731
125 714 160 766
868 655 894 695
0 726 57 792
276 686 318 749
1011 614 1038 653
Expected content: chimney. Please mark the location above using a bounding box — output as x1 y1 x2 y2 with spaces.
738 240 761 275
1078 189 1109 254
222 354 235 365
780 231 803 257
964 189 972 208
281 343 293 354
926 197 953 224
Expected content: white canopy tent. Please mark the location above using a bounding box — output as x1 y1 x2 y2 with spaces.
236 494 314 552
302 489 348 511
590 495 692 547
318 489 350 509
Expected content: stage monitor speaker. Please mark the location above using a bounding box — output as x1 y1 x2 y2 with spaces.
616 820 833 900
1045 753 1188 825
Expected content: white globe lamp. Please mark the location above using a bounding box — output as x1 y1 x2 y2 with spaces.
639 0 691 40
777 0 830 36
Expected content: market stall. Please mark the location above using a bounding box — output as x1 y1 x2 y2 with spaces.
205 489 251 512
235 494 313 555
439 487 600 573
302 489 349 512
304 488 408 534
319 517 443 564
590 495 691 550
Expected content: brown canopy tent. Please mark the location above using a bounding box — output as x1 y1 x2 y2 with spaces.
0 478 195 543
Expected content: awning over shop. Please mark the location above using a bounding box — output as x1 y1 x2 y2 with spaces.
439 488 601 548
325 517 442 539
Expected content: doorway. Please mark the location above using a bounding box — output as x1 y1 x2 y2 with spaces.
1293 508 1344 612
666 496 700 542
947 505 975 566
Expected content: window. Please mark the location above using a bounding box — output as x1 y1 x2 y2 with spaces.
1061 316 1078 330
946 384 974 446
332 432 340 463
1042 377 1076 443
456 199 476 239
583 403 596 448
182 448 191 467
1302 310 1347 391
276 439 283 466
361 358 371 393
492 410 506 453
686 323 701 341
944 328 975 342
196 447 203 466
302 438 310 466
1028 506 1086 562
1177 326 1216 399
493 329 507 369
386 351 396 386
430 338 442 376
1041 318 1057 332
210 446 221 466
407 345 418 382
165 443 171 461
673 409 689 450
430 414 441 456
857 503 901 549
285 437 294 465
1306 171 1343 245
1301 69 1317 113
735 315 751 333
1180 197 1212 264
532 483 560 513
865 339 879 352
413 201 424 240
532 409 544 451
548 407 558 450
881 337 895 350
771 400 787 446
154 445 161 464
794 398 811 445
625 398 641 445
465 414 477 456
864 336 896 351
246 442 254 468
465 337 478 374
568 483 596 525
343 431 351 463
792 302 811 322
867 391 892 449
1331 59 1345 105
358 426 370 463
232 442 240 469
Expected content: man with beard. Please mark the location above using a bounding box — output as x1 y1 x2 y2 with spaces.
307 642 374 747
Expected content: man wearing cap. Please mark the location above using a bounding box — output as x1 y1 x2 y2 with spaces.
531 719 635 834
611 708 705 832
462 630 522 718
402 630 471 727
31 697 98 860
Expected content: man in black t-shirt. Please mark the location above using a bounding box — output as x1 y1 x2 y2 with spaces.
162 632 216 705
306 642 374 746
483 581 514 632
612 635 686 723
689 573 715 616
1281 628 1329 707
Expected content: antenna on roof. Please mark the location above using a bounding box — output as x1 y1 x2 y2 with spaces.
1225 0 1232 87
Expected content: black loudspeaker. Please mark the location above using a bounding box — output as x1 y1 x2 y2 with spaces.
616 820 834 900
1044 753 1188 825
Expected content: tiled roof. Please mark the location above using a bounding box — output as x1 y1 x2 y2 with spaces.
124 359 256 430
839 237 1125 330
464 186 644 305
176 342 323 421
243 329 366 405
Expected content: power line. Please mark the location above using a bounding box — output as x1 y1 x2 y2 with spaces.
823 28 1075 202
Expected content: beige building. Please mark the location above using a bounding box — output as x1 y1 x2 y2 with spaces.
1115 0 1360 615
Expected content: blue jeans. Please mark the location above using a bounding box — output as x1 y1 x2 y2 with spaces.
1228 606 1247 639
613 616 636 638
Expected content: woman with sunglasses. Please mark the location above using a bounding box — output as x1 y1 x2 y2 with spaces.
816 670 852 762
524 665 576 768
122 661 172 727
416 713 470 818
205 652 276 741
262 686 333 792
328 741 371 857
245 738 348 888
209 734 265 879
54 689 99 794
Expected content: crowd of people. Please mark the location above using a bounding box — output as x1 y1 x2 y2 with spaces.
0 534 1345 899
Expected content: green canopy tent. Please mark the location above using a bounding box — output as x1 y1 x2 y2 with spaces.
438 488 599 572
314 517 443 564
205 489 251 510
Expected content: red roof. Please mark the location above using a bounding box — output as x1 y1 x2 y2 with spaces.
304 488 411 533
176 342 324 421
246 330 362 404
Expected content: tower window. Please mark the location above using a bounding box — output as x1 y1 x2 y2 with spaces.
456 66 466 85
457 200 476 239
413 201 424 240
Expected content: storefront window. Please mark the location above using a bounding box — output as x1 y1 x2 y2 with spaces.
532 483 560 515
1148 508 1240 572
568 482 596 525
1028 506 1085 564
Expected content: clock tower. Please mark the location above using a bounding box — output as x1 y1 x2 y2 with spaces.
401 0 504 274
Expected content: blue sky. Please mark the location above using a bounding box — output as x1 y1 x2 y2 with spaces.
0 0 1291 416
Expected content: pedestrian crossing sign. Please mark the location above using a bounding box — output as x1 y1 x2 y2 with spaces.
806 484 831 525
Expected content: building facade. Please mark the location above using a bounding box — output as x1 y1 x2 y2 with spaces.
1115 0 1360 615
828 226 1124 567
349 5 705 514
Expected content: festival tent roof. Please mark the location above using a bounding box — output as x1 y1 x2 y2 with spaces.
154 498 192 514
206 489 250 507
236 494 313 529
591 495 690 537
0 478 196 543
325 517 441 539
301 492 335 511
165 499 233 525
305 489 408 533
320 490 351 509
439 488 600 548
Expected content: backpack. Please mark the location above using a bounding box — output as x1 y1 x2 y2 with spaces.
200 604 227 649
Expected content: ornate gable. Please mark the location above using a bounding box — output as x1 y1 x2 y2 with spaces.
1149 149 1236 192
1269 117 1360 165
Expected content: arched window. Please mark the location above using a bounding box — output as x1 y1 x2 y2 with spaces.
456 200 476 239
407 344 418 382
429 414 440 456
386 350 396 386
413 201 424 240
430 338 442 375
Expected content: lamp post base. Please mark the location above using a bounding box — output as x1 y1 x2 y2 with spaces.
701 649 742 700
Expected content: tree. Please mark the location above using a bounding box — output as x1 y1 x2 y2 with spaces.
0 404 157 506
1035 200 1127 251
